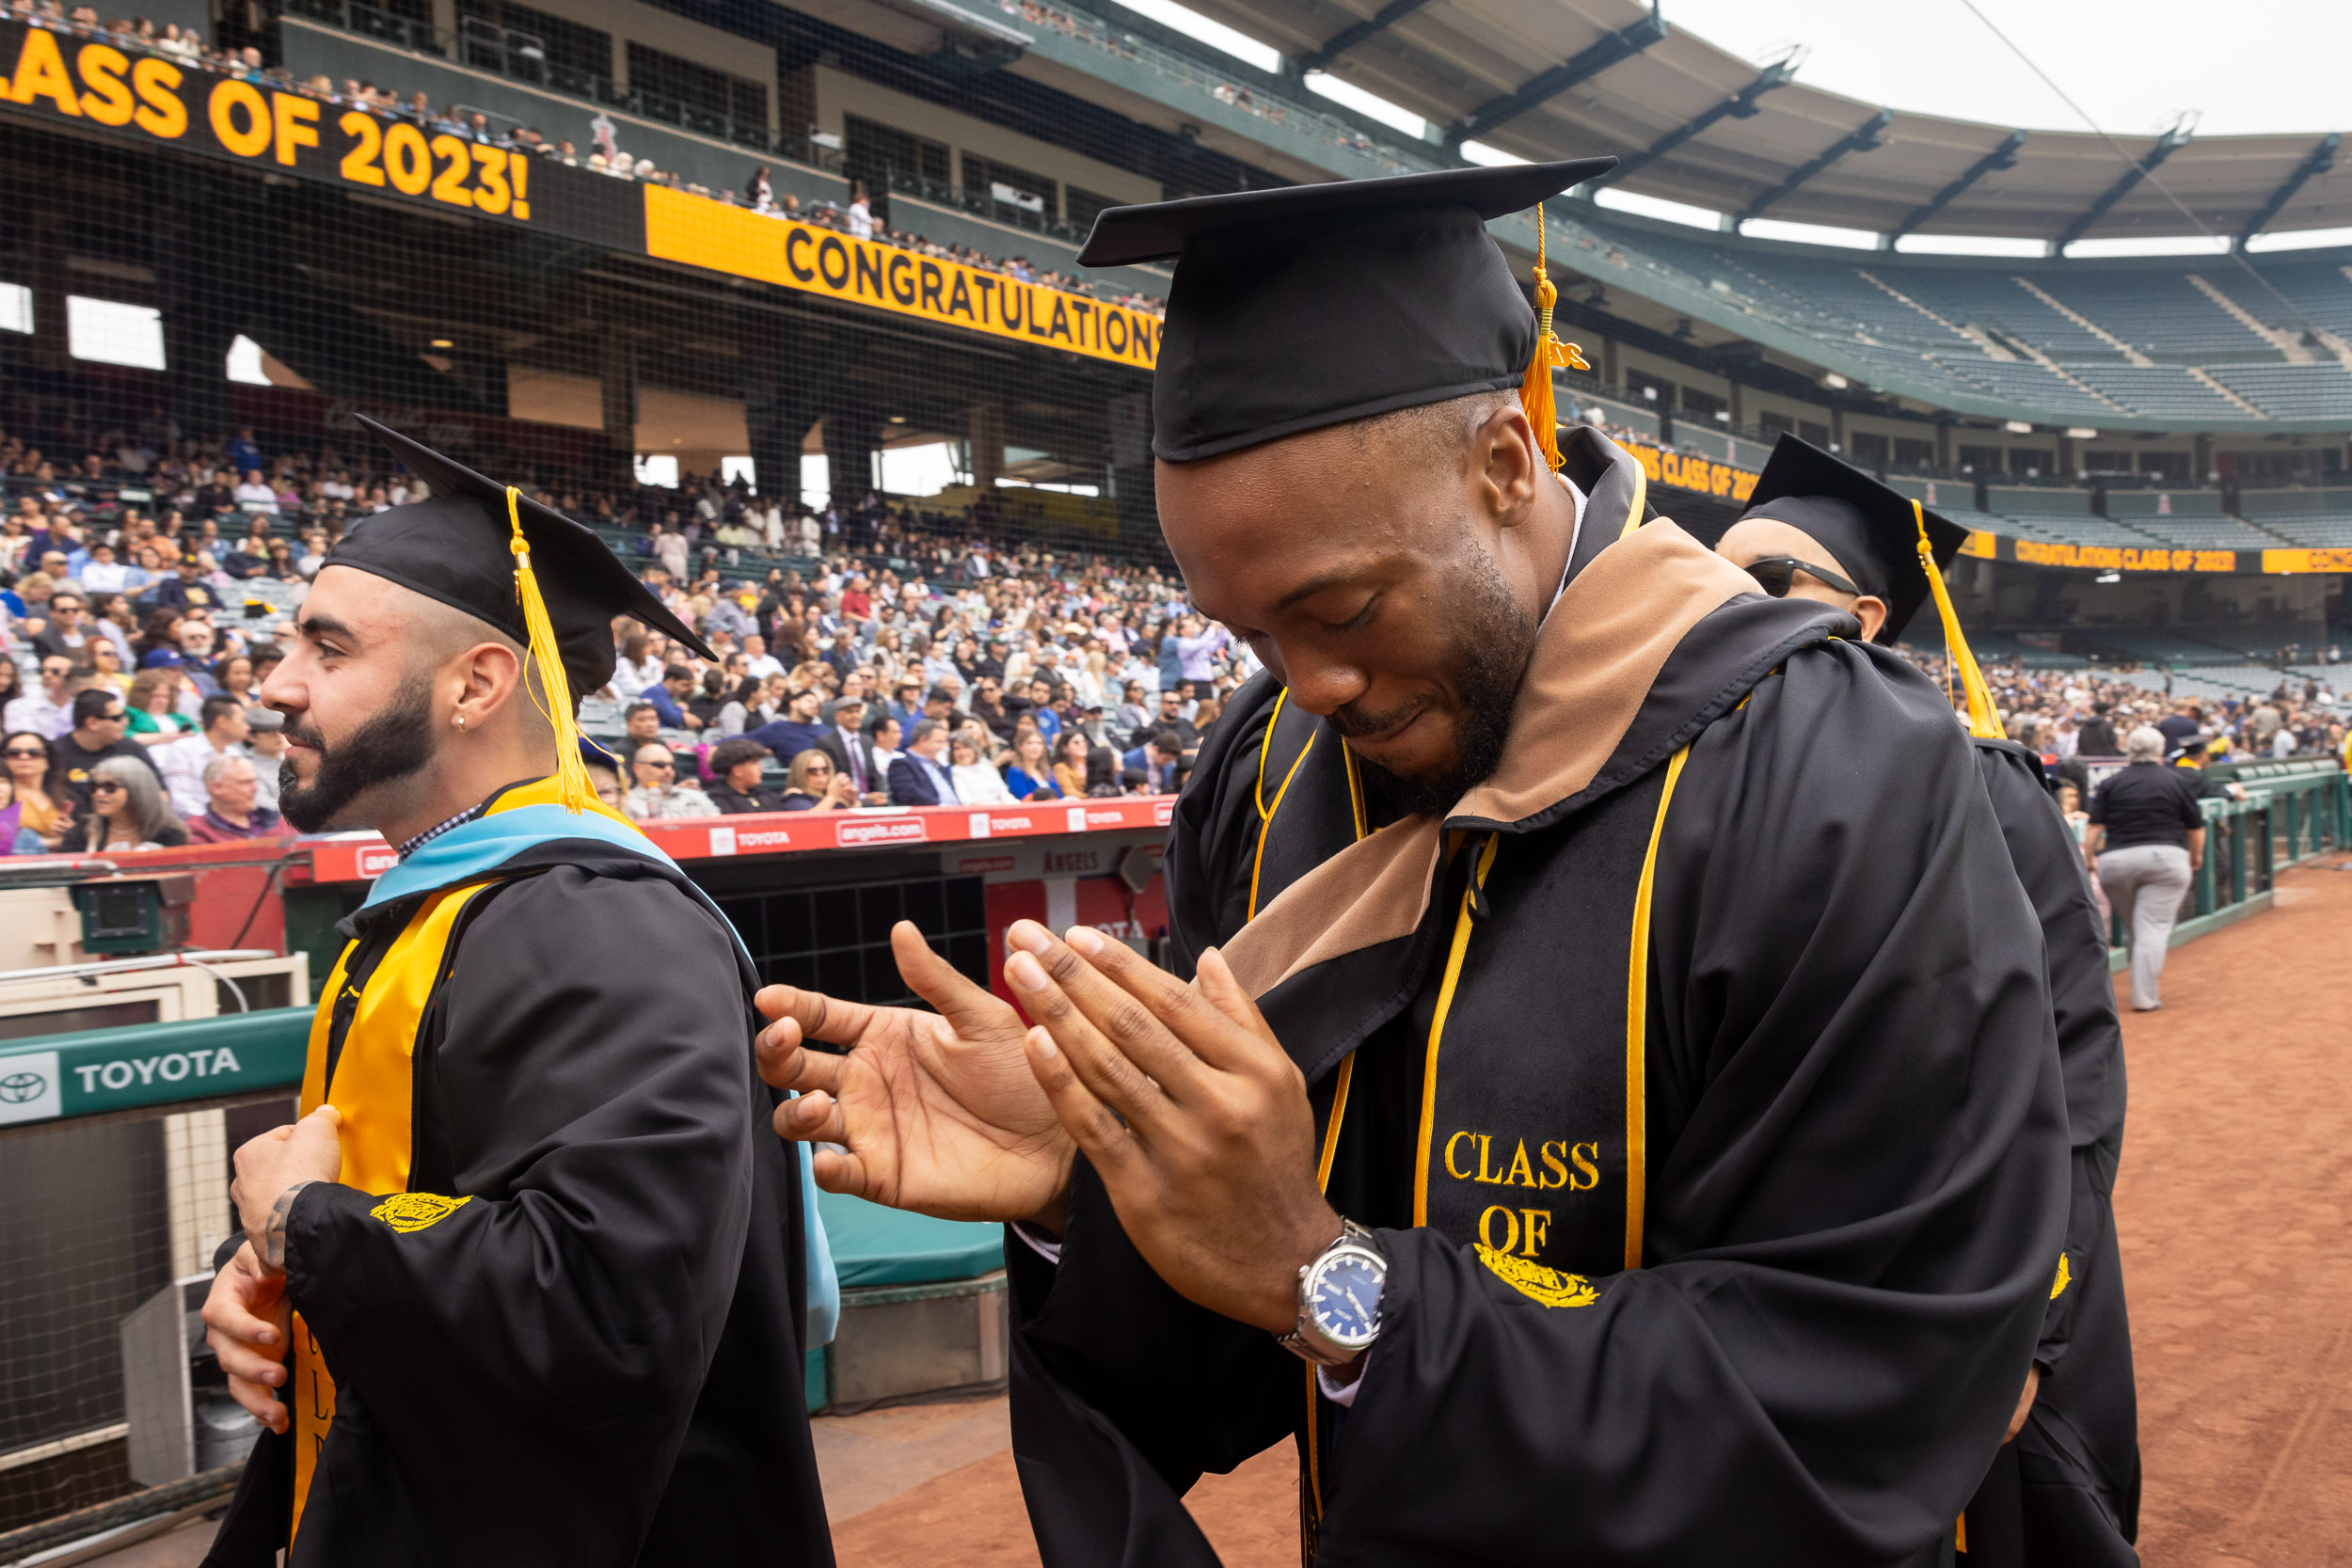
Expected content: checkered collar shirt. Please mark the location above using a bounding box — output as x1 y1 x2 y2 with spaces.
395 801 487 862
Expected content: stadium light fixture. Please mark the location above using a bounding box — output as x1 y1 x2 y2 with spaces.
1821 372 1849 389
2093 572 2122 584
1593 187 1722 230
430 338 453 348
2004 420 2034 435
2066 427 2099 439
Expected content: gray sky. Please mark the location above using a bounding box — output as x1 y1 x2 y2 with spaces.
1661 0 2347 137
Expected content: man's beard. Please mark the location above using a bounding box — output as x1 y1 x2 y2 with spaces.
278 674 439 832
1344 550 1539 819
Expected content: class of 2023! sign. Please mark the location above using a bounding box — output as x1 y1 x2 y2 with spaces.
0 18 1159 372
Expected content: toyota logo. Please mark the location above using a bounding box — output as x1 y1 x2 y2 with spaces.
0 1070 47 1104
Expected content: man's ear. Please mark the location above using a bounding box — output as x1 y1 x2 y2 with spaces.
1852 595 1890 642
450 641 529 731
1478 403 1540 527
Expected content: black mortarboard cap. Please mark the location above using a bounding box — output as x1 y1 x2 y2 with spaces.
326 415 713 701
1740 436 1970 644
1078 160 1615 462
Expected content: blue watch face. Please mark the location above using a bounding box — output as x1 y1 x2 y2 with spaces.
1310 1252 1384 1343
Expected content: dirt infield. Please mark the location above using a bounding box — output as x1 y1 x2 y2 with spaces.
829 857 2352 1568
2122 857 2352 1568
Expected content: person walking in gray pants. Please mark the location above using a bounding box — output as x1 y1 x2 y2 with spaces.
2086 727 2207 1010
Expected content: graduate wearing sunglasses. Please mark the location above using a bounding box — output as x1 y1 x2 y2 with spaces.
1718 437 2138 1568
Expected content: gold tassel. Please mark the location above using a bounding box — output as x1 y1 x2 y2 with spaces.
504 485 596 813
1518 205 1589 474
1914 500 2002 740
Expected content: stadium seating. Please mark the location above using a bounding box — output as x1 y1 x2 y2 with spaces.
2236 488 2352 546
2206 364 2352 421
2034 272 2276 364
2068 365 2259 421
1549 208 2352 426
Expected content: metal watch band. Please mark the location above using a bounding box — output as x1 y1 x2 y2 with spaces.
1275 1220 1385 1367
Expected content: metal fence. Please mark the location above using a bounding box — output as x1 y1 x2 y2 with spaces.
2111 763 2350 958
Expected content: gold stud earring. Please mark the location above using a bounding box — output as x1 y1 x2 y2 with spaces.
453 714 465 730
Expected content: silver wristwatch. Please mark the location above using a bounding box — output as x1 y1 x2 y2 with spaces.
1276 1219 1388 1367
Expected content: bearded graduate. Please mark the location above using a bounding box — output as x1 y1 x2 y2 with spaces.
754 162 2068 1567
198 416 837 1568
1716 438 2137 1568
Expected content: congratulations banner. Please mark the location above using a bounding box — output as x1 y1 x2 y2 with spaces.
641 186 1160 371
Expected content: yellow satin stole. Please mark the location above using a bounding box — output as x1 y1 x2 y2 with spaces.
286 779 644 1538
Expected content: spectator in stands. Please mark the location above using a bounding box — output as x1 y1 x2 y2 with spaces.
224 428 262 476
887 719 959 805
779 751 855 811
59 755 185 851
705 737 787 813
1122 727 1184 794
78 541 129 594
885 676 926 728
124 668 195 744
948 736 1016 805
743 688 825 764
623 742 717 819
51 689 156 816
1150 686 1199 755
32 591 93 661
686 669 736 733
644 665 700 732
2085 726 2205 1012
867 714 903 778
153 694 251 816
184 753 285 843
812 696 885 803
1115 679 1151 742
4 731 70 853
968 676 1017 743
2155 703 2202 754
1170 613 1229 684
587 759 626 814
622 702 661 749
1001 729 1059 801
245 707 287 812
1051 730 1093 800
5 654 76 738
153 554 221 614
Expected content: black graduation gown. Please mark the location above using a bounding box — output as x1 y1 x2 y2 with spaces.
1005 451 2070 1568
1968 741 2139 1566
204 842 833 1568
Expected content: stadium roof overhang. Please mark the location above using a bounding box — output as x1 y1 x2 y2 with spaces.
1178 0 2352 245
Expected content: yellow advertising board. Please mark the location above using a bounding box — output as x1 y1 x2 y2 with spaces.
642 186 1161 372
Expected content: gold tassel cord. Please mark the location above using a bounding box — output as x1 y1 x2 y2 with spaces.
1518 204 1589 475
1914 500 2003 740
504 485 596 812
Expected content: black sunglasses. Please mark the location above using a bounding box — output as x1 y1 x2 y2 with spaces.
1742 556 1862 599
6 746 48 758
90 780 126 793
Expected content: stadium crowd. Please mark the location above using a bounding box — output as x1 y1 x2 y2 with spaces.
0 419 1255 848
7 414 2346 853
2 0 1164 318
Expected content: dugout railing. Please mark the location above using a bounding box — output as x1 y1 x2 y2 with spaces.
0 1009 310 1558
2107 762 2350 962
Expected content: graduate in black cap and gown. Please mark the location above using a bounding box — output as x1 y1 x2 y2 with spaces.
755 163 2068 1567
199 416 837 1568
1717 437 2138 1568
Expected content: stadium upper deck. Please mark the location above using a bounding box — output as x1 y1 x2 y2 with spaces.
218 0 2352 433
2 0 2345 541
